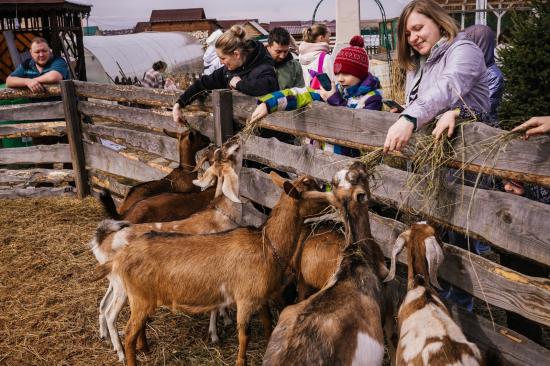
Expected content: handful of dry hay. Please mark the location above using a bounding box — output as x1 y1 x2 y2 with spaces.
242 113 264 137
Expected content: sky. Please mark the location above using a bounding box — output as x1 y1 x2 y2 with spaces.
80 0 410 30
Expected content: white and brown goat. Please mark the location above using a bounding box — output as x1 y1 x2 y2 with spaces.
263 162 389 366
91 140 242 361
96 172 328 366
384 222 482 365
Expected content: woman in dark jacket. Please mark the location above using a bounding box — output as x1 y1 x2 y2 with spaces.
173 25 279 123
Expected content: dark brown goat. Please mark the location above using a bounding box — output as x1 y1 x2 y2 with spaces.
100 128 211 219
263 162 390 366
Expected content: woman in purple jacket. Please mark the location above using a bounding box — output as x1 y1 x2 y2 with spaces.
384 0 489 152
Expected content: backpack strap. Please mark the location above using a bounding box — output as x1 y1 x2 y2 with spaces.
317 52 326 73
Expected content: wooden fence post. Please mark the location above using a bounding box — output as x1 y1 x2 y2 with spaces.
212 89 234 145
60 80 89 198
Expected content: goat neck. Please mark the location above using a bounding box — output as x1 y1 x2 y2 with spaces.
333 198 383 299
263 193 303 268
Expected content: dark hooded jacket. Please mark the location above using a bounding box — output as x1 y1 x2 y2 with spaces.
456 25 504 123
177 40 279 107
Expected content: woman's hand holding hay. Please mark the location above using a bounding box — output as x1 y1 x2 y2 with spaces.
512 116 550 139
432 109 460 139
384 117 415 153
172 102 188 126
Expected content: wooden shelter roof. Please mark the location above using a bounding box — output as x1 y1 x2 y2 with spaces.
150 8 206 22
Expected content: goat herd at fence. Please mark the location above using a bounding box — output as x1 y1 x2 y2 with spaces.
88 129 481 366
1 81 549 365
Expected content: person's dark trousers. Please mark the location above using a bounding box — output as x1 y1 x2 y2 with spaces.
499 253 546 345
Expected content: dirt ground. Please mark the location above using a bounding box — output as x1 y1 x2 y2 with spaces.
1 197 547 366
0 197 268 366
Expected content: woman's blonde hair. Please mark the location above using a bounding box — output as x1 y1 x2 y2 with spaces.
215 25 254 56
397 0 459 70
302 23 330 43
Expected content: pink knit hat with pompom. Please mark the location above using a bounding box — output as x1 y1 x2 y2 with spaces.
333 36 369 80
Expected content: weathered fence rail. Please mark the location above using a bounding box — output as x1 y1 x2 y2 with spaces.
1 81 548 364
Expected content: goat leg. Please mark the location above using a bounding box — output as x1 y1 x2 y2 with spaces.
236 301 254 366
124 310 149 366
136 320 150 353
259 304 273 338
99 281 114 341
208 310 220 344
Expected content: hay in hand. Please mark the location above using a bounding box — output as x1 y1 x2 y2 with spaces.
405 132 456 216
242 114 264 138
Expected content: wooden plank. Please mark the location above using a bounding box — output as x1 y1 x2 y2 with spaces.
88 169 132 198
0 168 73 186
0 121 66 138
72 80 213 109
84 142 165 182
242 135 550 266
212 89 234 145
0 101 64 122
0 85 61 100
83 123 179 162
60 80 89 198
78 101 215 141
0 185 75 199
244 168 550 366
446 303 550 366
233 93 550 188
0 144 71 164
240 167 550 327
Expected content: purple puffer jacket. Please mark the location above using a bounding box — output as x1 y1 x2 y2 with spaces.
402 38 490 130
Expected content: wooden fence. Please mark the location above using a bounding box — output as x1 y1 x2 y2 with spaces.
0 87 76 198
1 81 549 364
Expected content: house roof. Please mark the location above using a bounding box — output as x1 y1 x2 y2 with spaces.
150 8 205 22
133 21 151 33
268 21 302 31
217 19 258 30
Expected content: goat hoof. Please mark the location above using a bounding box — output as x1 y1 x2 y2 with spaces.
117 351 125 363
210 335 220 344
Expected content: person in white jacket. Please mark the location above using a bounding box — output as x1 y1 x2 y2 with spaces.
298 23 334 89
203 29 223 75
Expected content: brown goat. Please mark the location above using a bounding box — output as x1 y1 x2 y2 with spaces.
97 172 328 366
100 128 211 219
91 140 242 360
384 222 482 365
263 162 389 366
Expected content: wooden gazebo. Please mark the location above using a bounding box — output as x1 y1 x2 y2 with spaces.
0 0 91 83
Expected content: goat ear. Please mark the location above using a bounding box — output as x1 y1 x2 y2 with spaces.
302 191 336 206
384 234 406 283
221 166 241 203
283 181 301 199
192 166 217 190
270 171 287 189
424 236 444 290
224 143 240 159
163 128 181 139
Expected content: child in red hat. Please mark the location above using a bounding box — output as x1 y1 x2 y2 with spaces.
320 35 382 110
251 36 383 155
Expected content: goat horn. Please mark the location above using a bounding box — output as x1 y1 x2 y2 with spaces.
384 235 406 283
424 236 444 290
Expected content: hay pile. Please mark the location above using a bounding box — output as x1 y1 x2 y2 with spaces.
0 197 268 365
